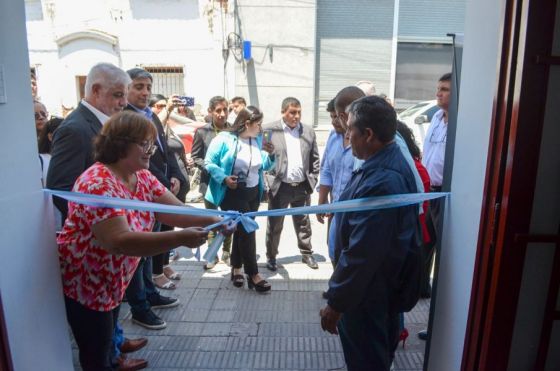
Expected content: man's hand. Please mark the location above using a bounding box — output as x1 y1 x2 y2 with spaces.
319 304 341 335
316 212 333 224
224 175 238 190
170 177 181 195
262 142 274 154
186 154 194 167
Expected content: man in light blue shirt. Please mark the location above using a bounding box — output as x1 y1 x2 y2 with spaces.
317 93 363 265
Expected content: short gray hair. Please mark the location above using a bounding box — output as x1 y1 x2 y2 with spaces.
84 63 131 98
355 80 376 96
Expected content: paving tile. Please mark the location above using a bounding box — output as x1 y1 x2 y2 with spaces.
72 257 427 370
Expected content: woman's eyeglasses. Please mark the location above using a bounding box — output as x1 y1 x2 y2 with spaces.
138 141 157 155
154 104 167 109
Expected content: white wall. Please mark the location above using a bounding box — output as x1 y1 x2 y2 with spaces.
233 0 316 125
0 0 73 369
26 0 225 116
427 0 505 369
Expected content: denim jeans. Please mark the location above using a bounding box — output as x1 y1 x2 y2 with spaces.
111 322 124 365
125 257 159 315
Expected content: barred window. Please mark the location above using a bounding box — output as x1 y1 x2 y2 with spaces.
143 66 185 97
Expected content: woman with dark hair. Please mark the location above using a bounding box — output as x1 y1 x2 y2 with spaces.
38 117 63 182
57 111 225 370
205 106 275 292
395 120 432 348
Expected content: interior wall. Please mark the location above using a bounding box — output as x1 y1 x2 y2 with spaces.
0 0 73 369
427 0 505 369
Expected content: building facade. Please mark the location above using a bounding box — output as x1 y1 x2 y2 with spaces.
26 0 465 127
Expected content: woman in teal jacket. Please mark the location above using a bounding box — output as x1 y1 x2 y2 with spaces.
205 106 275 292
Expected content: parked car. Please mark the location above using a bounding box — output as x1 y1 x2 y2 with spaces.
398 100 440 151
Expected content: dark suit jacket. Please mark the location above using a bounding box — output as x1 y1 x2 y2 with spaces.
124 105 185 190
190 122 219 195
47 102 103 218
262 120 320 196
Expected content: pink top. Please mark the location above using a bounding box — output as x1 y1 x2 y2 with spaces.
57 162 167 311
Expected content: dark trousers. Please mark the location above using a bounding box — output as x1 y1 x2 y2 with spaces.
423 194 443 294
204 199 232 254
337 295 399 371
266 182 313 259
126 257 158 316
221 186 260 276
64 296 119 371
152 224 173 275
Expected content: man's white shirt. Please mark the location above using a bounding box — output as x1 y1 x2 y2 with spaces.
282 119 305 183
422 109 447 187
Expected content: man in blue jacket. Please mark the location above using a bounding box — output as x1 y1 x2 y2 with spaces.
319 96 419 370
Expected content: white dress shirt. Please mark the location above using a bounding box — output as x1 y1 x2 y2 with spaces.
232 137 262 188
81 99 110 125
282 120 305 183
422 109 447 186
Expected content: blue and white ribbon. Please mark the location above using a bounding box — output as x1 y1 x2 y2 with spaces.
45 189 448 262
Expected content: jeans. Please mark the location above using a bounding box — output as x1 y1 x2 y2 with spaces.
111 322 124 364
125 257 159 315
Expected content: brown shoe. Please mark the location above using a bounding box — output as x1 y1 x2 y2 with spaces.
120 337 148 353
117 354 148 371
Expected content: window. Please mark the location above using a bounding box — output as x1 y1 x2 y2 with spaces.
394 42 453 109
76 75 86 100
143 66 185 97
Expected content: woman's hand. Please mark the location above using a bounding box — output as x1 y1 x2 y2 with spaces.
263 142 275 154
179 227 209 248
224 175 238 189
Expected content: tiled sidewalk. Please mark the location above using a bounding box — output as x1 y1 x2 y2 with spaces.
73 260 427 370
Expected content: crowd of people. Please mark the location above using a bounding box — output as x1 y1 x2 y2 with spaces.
32 61 450 370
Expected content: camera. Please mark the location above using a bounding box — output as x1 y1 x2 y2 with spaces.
236 172 247 190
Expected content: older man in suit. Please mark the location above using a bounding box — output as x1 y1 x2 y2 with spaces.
47 63 148 371
263 97 320 270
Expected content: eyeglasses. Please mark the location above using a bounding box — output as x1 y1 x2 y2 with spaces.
155 104 166 109
138 141 157 155
34 111 48 120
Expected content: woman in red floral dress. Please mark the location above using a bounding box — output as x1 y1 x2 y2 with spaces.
57 111 224 371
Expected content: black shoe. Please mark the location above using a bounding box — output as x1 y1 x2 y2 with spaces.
266 259 277 271
302 255 318 269
322 291 329 300
247 275 271 293
131 309 166 330
418 329 428 341
149 295 179 309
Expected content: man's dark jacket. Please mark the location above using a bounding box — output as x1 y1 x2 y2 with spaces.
190 122 219 196
124 105 185 190
327 142 419 313
47 102 103 219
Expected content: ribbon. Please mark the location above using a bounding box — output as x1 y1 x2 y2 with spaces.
45 189 448 262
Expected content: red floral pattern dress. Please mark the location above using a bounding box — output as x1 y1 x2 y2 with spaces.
57 162 167 312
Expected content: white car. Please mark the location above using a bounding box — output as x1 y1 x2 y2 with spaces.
398 100 440 151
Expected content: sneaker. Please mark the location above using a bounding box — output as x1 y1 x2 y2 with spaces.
149 294 180 309
221 251 231 266
203 257 219 270
131 309 166 330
